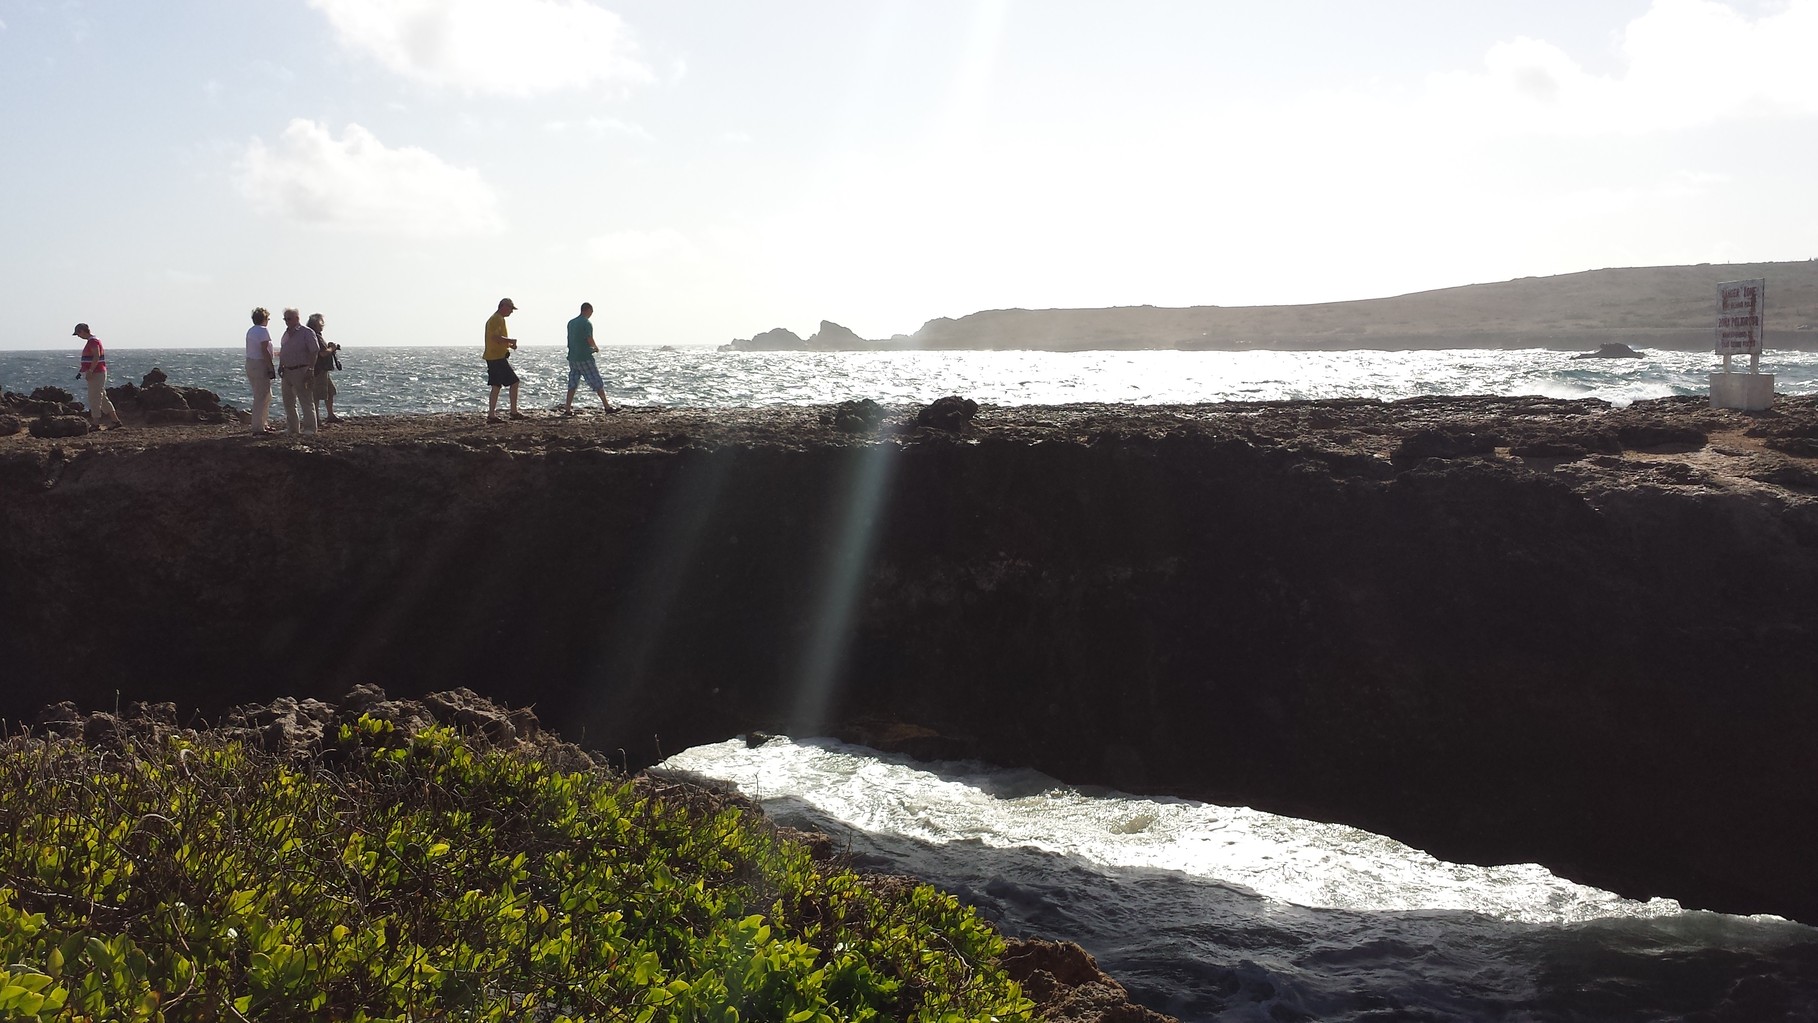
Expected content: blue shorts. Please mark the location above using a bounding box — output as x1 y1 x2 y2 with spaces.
567 356 603 393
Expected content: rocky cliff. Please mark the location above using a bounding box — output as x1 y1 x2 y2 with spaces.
3 397 1817 923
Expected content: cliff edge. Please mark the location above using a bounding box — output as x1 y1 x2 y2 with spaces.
3 396 1817 923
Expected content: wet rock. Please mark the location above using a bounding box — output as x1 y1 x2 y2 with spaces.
140 367 168 388
138 383 189 411
918 395 979 430
28 416 92 438
30 386 75 404
1572 343 1644 359
822 398 885 434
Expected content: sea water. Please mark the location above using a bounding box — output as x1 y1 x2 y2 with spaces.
5 345 1818 413
659 738 1818 1022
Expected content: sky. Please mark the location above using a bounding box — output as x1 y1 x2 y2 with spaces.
3 0 1816 349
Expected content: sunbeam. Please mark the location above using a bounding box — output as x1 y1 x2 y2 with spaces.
788 438 900 735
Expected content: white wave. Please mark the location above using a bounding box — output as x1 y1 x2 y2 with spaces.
660 736 1690 926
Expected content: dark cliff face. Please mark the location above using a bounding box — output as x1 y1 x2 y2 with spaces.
4 397 1818 923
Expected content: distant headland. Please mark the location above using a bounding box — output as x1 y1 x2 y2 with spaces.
725 260 1818 353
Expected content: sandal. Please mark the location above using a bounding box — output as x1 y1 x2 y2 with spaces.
509 411 529 421
487 414 505 424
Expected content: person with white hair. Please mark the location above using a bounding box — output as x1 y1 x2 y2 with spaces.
244 307 277 435
277 307 323 437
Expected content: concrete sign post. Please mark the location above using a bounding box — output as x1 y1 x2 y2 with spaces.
1711 278 1774 411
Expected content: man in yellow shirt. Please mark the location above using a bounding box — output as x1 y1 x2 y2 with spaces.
484 297 524 422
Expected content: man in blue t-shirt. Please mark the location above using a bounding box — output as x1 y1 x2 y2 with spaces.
563 301 615 415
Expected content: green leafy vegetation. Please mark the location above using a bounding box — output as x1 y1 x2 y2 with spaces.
0 718 1033 1022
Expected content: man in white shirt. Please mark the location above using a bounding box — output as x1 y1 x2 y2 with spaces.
244 307 277 435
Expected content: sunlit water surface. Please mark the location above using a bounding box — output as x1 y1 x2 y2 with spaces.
5 346 1817 413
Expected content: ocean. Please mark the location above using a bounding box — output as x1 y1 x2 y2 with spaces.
4 344 1818 413
12 343 1818 1019
658 738 1818 1023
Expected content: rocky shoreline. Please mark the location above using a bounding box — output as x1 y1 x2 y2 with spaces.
3 393 1817 926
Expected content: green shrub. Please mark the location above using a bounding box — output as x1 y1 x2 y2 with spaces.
0 718 1033 1022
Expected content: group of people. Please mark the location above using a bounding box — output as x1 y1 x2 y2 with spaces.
244 307 342 437
483 297 615 422
67 297 613 438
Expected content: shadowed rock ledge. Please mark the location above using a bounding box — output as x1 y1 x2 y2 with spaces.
3 395 1817 925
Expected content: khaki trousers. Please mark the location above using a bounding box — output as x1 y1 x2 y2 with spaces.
85 369 116 424
280 366 317 436
245 360 274 433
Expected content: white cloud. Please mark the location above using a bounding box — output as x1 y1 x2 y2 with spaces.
1425 0 1818 135
233 119 504 238
308 0 654 97
586 228 700 262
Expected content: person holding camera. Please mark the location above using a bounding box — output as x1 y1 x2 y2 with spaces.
244 307 278 435
484 297 525 423
308 312 343 425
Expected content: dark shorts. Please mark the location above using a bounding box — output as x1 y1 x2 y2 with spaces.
486 358 519 387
